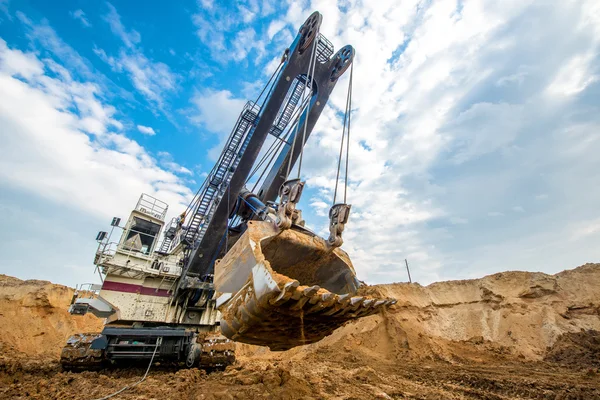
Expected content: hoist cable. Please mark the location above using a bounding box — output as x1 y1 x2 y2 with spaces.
286 30 320 179
333 63 353 205
238 60 285 185
297 31 321 179
246 136 281 183
183 59 284 223
255 61 284 108
344 63 353 203
246 92 311 190
249 92 312 194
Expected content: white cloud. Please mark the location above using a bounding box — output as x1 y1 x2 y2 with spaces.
137 124 156 136
97 4 177 110
198 0 213 10
309 199 329 217
16 11 98 81
261 0 276 16
239 6 256 23
70 9 91 27
449 216 468 225
191 2 268 64
0 37 192 284
445 103 525 164
190 89 246 135
267 20 286 39
190 89 247 162
0 0 11 20
546 51 598 96
570 218 600 241
0 39 43 78
118 51 177 107
495 66 531 87
269 0 600 285
104 3 140 48
157 152 192 175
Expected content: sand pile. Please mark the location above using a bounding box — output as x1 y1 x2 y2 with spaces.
1 264 599 399
239 263 600 364
545 330 600 369
0 274 102 362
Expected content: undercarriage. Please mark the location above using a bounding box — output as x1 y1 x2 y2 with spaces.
61 329 235 370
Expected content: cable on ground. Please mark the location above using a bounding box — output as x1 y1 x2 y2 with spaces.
91 337 162 400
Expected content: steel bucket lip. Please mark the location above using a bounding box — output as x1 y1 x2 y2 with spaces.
258 226 360 295
214 220 359 296
216 221 397 350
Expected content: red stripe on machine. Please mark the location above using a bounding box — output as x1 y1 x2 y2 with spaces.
102 281 171 297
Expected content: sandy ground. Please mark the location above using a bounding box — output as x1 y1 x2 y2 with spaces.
1 264 599 399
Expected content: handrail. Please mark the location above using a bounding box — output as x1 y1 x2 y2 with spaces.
135 193 168 220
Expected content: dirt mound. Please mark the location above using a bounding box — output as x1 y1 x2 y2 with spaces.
1 264 600 399
4 264 600 363
239 263 600 363
0 274 103 362
545 330 600 369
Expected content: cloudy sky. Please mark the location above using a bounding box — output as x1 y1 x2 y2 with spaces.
0 0 598 287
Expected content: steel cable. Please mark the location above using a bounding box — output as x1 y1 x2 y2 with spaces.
296 31 321 179
333 62 354 205
91 337 162 400
286 29 320 178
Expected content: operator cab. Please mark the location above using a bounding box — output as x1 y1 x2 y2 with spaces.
117 194 167 258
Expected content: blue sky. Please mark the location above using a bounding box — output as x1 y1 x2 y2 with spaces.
0 0 599 287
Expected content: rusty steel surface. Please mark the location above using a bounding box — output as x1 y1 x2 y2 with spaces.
216 221 397 351
60 333 105 370
196 332 236 368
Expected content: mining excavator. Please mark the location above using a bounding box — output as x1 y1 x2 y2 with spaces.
61 11 396 370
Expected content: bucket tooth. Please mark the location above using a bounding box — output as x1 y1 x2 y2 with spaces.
290 288 304 301
350 296 365 306
306 293 336 314
270 280 299 306
362 299 375 308
289 296 310 311
303 285 321 297
214 221 396 350
310 292 332 305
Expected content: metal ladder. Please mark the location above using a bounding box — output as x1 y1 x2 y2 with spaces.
183 102 260 248
268 77 305 138
158 217 178 253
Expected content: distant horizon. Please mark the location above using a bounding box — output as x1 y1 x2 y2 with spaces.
3 262 598 289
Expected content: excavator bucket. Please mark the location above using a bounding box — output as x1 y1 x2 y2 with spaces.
215 221 396 351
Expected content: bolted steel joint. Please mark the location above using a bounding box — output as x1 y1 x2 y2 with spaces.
276 179 305 230
328 203 351 248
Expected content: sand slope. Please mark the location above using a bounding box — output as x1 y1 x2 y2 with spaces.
0 274 102 360
1 264 599 399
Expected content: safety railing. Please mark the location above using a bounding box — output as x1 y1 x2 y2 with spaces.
95 240 182 278
316 33 334 62
135 194 168 221
71 283 102 301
